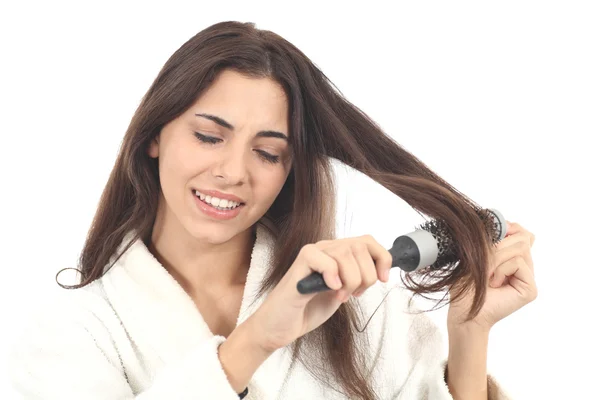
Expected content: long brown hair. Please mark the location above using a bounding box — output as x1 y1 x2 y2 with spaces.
59 21 494 399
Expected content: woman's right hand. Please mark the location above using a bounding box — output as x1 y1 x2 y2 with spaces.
248 234 393 353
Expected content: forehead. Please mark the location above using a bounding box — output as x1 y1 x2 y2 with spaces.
192 69 289 130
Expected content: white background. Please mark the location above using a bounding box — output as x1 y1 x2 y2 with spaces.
2 1 599 398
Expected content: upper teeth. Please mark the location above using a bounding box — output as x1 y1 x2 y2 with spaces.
194 190 241 209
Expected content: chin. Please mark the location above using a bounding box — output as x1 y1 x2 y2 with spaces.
187 227 232 244
185 222 250 245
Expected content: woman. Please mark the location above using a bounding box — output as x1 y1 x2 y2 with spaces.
9 21 536 399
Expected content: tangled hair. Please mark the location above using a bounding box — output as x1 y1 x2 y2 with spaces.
59 21 495 399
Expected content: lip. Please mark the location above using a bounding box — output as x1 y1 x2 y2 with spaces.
194 189 245 204
193 191 244 220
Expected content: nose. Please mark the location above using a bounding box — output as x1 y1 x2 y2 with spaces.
211 144 248 184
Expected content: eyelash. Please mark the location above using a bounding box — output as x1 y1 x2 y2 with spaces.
194 132 280 164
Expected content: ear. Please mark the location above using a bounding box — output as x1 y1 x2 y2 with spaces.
147 136 159 158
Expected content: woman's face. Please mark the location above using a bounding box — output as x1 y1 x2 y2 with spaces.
148 69 292 244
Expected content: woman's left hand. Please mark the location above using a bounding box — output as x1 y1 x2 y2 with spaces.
447 221 538 330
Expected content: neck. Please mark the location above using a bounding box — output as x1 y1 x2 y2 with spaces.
147 203 255 298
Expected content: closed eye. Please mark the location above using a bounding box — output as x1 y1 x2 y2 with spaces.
195 132 221 144
194 132 280 164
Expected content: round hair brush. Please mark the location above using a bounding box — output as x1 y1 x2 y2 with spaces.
296 208 507 294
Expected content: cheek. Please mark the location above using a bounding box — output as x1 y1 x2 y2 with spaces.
257 171 288 203
159 146 206 190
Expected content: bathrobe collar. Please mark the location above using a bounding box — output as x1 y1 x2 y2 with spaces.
100 223 276 366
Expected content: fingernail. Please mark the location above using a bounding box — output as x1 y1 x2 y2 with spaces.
334 276 342 289
383 269 390 282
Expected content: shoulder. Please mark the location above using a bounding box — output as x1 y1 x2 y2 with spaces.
10 279 122 363
27 279 117 331
8 280 136 397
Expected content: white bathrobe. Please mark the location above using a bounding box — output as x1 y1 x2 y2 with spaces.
9 224 511 399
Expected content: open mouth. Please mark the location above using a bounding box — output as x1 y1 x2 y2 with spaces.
192 189 245 211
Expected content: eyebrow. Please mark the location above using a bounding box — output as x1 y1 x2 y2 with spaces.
195 113 289 142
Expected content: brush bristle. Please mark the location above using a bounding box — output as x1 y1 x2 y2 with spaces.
416 218 458 270
477 207 502 243
416 208 500 270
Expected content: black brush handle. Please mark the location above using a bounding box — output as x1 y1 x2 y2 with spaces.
296 237 421 294
296 271 332 294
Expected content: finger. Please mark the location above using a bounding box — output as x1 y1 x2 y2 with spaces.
489 256 538 301
491 240 534 277
349 242 378 297
505 221 535 246
360 234 393 283
494 232 530 251
325 246 362 302
297 244 342 291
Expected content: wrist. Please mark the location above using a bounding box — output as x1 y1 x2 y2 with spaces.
447 325 489 359
218 318 274 393
448 320 491 337
447 322 490 358
244 313 279 354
